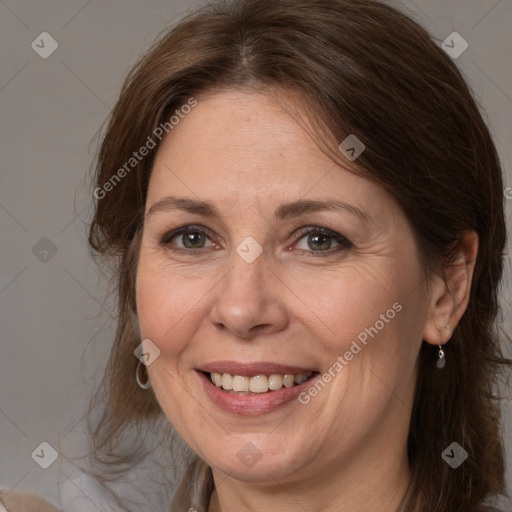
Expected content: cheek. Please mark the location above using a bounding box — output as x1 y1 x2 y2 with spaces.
293 264 424 394
134 256 208 426
135 255 209 355
289 264 407 349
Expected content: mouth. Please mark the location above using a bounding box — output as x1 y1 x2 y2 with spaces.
201 370 316 394
196 362 320 415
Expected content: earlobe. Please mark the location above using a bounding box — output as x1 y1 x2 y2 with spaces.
422 230 479 346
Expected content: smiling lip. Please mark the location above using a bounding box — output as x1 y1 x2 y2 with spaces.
196 361 319 416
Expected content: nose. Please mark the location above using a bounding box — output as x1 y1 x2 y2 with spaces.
209 248 289 340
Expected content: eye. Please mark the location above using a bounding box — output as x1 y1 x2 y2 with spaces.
292 226 352 256
160 225 218 253
178 230 208 249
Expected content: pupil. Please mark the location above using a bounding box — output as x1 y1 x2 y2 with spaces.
308 234 331 250
184 231 205 248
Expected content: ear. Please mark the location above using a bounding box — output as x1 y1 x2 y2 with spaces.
422 230 479 346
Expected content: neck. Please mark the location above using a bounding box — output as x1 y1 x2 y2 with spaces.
208 445 410 512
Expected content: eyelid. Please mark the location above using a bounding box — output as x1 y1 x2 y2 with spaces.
160 224 219 245
159 223 352 255
290 225 352 247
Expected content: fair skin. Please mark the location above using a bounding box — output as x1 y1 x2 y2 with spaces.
136 89 478 512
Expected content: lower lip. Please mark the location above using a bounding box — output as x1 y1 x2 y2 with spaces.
197 371 319 416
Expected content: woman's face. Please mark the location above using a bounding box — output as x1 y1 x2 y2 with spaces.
136 90 434 485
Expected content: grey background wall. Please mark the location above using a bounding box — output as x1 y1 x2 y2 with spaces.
1 1 511 511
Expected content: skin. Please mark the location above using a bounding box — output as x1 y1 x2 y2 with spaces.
136 89 478 512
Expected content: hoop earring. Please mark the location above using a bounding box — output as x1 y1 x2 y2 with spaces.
136 360 151 389
436 345 446 369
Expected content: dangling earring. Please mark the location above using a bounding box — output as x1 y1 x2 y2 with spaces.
136 359 151 389
436 324 450 369
436 345 446 369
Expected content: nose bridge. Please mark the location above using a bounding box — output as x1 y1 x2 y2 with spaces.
210 240 288 338
222 230 268 293
222 241 268 311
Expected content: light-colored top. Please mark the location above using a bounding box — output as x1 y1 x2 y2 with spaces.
1 487 506 512
0 490 61 512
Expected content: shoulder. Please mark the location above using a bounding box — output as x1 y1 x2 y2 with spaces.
0 490 62 512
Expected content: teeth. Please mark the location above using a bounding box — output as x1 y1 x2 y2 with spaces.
209 371 313 394
294 373 310 385
221 373 233 390
213 372 222 387
268 374 283 390
249 375 268 393
232 375 249 392
283 374 295 388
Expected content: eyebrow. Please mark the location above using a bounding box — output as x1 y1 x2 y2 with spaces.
145 195 370 224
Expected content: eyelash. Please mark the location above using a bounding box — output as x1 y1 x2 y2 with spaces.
159 225 218 255
292 225 352 257
159 224 352 257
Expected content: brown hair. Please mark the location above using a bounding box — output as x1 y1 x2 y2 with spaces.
83 1 511 511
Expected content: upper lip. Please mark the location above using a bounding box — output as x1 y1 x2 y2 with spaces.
199 361 317 377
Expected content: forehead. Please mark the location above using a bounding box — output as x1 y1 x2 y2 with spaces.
154 90 331 175
147 89 391 221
